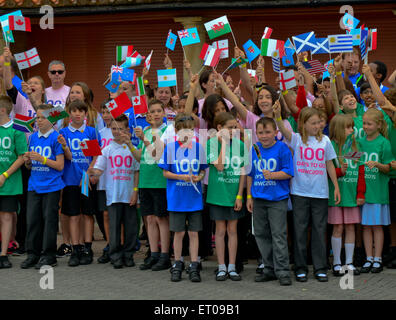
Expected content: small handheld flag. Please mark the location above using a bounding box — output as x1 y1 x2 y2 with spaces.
204 48 221 67
132 95 148 115
199 43 212 61
8 15 31 32
12 114 35 133
279 70 297 91
261 39 285 57
105 79 121 93
80 140 102 157
243 39 260 63
262 27 273 39
116 45 134 63
144 50 153 70
106 92 133 119
328 34 353 53
272 52 281 73
368 29 377 51
212 39 228 59
343 151 363 161
204 15 232 40
42 106 69 124
157 69 177 88
347 29 362 46
166 30 177 51
121 57 142 68
312 38 330 54
342 13 360 30
292 32 317 54
228 57 249 71
177 28 200 46
81 171 89 197
14 48 41 70
120 69 134 82
135 76 145 96
301 60 327 75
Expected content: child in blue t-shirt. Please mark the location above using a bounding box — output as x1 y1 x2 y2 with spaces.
158 113 208 282
247 117 294 286
58 100 101 267
21 104 65 269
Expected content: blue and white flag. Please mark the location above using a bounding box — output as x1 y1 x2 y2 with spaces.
282 51 294 67
105 79 121 93
328 34 353 53
360 28 369 60
157 69 177 87
292 31 317 53
243 39 260 63
81 171 89 197
272 56 281 73
166 30 178 51
177 28 200 46
342 13 360 30
312 38 329 54
347 29 362 46
121 69 135 82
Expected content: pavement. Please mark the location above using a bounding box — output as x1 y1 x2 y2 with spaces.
2 227 396 301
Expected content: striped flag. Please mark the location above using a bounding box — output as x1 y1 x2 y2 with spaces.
301 60 327 75
12 114 35 133
157 69 177 88
81 171 89 197
368 29 377 51
271 50 281 73
328 34 353 53
199 43 212 60
116 45 134 63
360 28 369 60
144 50 153 70
347 29 362 46
204 48 221 67
262 27 273 39
121 57 142 68
204 15 232 40
135 76 145 96
261 39 285 57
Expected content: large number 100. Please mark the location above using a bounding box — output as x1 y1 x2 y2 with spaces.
299 147 325 161
109 155 133 168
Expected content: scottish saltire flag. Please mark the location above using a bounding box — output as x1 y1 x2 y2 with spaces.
342 13 360 30
282 53 295 67
166 30 177 51
12 114 35 133
157 69 177 87
243 39 260 63
312 38 329 54
178 28 200 46
121 69 134 82
292 32 317 53
328 34 353 53
347 29 362 46
81 171 89 197
204 16 232 40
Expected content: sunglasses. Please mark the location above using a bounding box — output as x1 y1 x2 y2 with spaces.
50 70 64 75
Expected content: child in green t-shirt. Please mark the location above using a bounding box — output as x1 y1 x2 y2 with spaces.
358 109 395 274
206 112 246 281
0 96 27 268
328 114 366 277
129 99 171 271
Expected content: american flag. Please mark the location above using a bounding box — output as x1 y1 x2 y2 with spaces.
301 60 326 75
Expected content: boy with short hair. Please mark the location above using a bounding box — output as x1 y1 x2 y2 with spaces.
0 95 27 268
89 114 139 269
21 104 65 269
58 100 100 267
158 113 208 282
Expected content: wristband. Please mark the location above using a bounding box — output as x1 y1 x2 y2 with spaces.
2 172 9 179
331 79 336 83
133 187 138 191
42 157 47 165
239 63 247 68
247 195 252 199
144 80 149 85
282 90 288 96
62 145 67 150
4 62 10 66
276 117 282 122
336 71 342 76
236 195 243 200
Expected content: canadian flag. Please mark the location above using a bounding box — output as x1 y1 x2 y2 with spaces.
132 95 148 115
105 92 132 118
8 16 31 32
79 139 102 157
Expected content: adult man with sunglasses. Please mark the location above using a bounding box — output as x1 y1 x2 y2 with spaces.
45 60 70 107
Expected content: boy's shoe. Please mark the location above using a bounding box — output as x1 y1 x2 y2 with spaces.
256 263 264 274
140 256 159 270
56 244 72 258
0 255 12 268
13 246 26 256
186 261 201 274
189 262 201 282
34 256 57 269
21 255 39 269
7 241 18 255
279 275 292 286
68 250 80 267
124 257 135 267
170 261 183 282
97 248 110 264
152 258 171 271
113 259 123 269
79 248 93 265
255 272 277 282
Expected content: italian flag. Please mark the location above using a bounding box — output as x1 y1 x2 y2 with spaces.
136 76 145 96
116 45 134 62
204 15 232 40
261 39 285 57
42 106 69 124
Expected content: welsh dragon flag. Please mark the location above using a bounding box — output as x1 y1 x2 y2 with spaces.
204 15 232 40
42 106 69 124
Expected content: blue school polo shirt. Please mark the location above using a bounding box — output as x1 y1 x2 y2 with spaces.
158 140 208 212
248 141 294 201
28 129 65 193
60 123 101 186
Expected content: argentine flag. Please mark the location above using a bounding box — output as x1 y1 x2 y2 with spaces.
157 69 177 88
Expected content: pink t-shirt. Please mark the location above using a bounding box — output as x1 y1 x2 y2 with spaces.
244 110 292 145
10 91 36 119
198 97 233 117
45 85 70 106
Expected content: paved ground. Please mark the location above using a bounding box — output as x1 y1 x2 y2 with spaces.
2 227 396 301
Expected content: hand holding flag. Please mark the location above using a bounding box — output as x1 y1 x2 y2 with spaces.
80 140 102 157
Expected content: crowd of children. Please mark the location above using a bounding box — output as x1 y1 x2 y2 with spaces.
0 43 396 287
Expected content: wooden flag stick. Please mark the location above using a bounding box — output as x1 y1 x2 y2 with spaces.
230 25 238 48
198 65 205 75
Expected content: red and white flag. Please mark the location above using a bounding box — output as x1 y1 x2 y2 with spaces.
262 27 273 39
199 43 212 61
212 39 228 59
14 48 40 70
131 50 145 60
144 50 153 71
279 69 297 91
105 92 132 118
368 29 377 51
79 139 102 157
132 95 148 115
8 16 31 32
204 48 221 67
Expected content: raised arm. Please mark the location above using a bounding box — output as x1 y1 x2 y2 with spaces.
362 64 386 106
334 54 346 92
235 46 253 97
184 73 201 127
328 63 340 114
273 100 292 142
